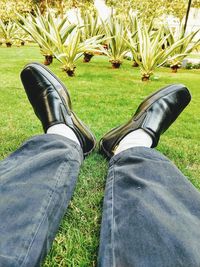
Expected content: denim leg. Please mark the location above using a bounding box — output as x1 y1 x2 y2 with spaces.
0 134 83 267
98 147 200 267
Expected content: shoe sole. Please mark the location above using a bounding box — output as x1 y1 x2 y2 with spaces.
99 138 110 158
71 111 97 157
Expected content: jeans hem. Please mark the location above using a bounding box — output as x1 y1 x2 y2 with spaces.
109 146 169 167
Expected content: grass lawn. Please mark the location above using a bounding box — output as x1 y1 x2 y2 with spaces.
0 46 200 266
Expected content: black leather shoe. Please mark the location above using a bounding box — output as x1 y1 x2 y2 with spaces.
100 84 191 158
21 62 96 156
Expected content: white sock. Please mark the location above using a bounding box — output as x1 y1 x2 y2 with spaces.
114 129 153 155
47 124 80 146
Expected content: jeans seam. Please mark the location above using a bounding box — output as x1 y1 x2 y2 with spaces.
111 165 115 267
19 160 68 267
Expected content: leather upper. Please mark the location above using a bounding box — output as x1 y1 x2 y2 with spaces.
21 62 96 156
100 84 191 158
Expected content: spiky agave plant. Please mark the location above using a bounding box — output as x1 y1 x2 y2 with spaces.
101 15 129 69
127 25 187 81
127 14 160 68
80 10 104 63
164 22 200 72
55 27 104 76
13 27 31 46
127 12 139 67
17 8 54 64
17 7 76 65
0 19 18 47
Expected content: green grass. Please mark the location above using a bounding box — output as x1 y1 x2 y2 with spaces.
0 46 200 266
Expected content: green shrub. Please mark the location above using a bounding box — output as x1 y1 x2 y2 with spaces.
185 62 200 69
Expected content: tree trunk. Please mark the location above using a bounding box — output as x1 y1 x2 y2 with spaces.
39 0 47 15
44 55 53 65
184 0 192 34
111 61 122 69
6 42 12 47
66 69 75 77
132 61 139 67
60 0 64 19
171 66 178 73
62 65 76 77
72 0 78 7
112 63 121 69
141 75 150 81
83 53 94 63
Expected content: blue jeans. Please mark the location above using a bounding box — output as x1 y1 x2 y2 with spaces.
0 135 200 267
0 135 83 267
98 147 200 267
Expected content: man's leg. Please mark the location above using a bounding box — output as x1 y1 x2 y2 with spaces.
0 134 83 267
98 147 200 267
0 63 96 267
98 84 200 266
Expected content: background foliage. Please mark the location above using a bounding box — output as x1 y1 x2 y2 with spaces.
0 0 33 21
1 0 200 22
0 0 94 21
106 0 200 21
